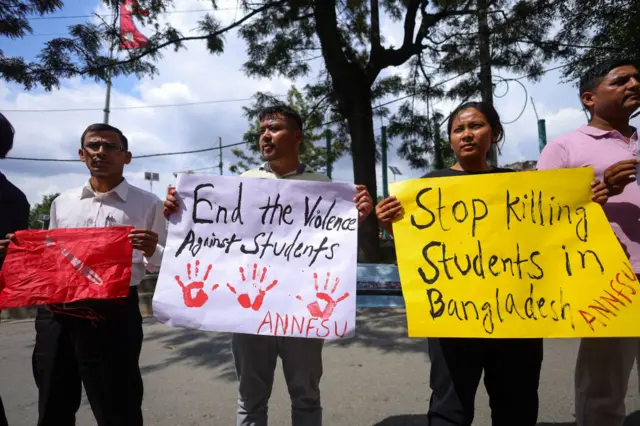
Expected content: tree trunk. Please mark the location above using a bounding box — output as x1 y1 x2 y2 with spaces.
344 85 381 263
477 0 497 166
312 2 380 263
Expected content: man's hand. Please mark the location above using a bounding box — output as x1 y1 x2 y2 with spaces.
603 159 639 196
354 185 373 224
162 188 180 219
591 179 609 205
375 196 404 235
0 233 15 256
129 229 158 258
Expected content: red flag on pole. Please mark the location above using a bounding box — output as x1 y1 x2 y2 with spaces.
120 0 149 50
0 227 134 309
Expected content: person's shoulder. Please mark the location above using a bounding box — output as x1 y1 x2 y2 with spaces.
301 170 331 182
241 168 272 178
422 168 458 178
0 174 28 205
126 183 162 204
547 128 585 148
53 186 83 204
492 167 515 173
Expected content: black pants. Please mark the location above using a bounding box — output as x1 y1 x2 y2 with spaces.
427 337 543 426
32 288 144 426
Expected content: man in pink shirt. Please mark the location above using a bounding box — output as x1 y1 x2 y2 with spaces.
537 59 640 426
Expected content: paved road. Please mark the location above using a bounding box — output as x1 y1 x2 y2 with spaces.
1 308 639 426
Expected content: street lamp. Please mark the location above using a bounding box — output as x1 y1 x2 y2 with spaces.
37 214 50 230
144 172 159 192
389 166 403 182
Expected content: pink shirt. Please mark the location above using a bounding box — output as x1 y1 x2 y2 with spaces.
537 125 640 272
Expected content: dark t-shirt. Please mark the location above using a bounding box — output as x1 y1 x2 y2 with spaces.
0 172 29 269
422 167 514 179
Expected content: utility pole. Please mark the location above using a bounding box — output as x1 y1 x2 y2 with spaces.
381 126 389 198
103 78 112 124
218 137 223 175
102 33 116 124
530 97 548 152
477 0 497 166
325 131 333 179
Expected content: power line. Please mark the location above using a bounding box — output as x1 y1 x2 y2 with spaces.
27 6 237 21
3 96 284 112
5 141 246 162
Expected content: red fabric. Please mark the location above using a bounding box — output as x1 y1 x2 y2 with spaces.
0 227 134 309
120 0 149 50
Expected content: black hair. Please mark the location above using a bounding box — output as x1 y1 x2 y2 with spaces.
258 105 303 133
579 59 639 96
447 101 504 144
0 112 15 159
80 123 129 151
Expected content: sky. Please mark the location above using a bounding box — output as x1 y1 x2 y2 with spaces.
1 0 638 207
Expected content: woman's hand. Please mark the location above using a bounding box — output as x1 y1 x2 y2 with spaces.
375 196 404 235
354 185 374 224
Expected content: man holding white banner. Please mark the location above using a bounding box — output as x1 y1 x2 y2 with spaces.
160 105 373 426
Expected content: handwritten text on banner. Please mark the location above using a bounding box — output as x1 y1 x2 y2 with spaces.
390 168 637 338
153 174 358 340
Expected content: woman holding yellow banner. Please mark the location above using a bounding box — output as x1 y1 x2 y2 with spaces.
376 101 608 426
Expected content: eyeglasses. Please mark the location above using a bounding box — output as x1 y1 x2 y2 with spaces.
83 142 126 153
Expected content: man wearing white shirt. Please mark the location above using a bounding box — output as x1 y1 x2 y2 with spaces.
32 123 166 426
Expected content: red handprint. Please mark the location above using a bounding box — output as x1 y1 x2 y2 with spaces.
297 272 350 320
225 264 278 311
174 260 218 308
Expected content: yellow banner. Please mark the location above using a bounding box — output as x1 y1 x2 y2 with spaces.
390 168 638 338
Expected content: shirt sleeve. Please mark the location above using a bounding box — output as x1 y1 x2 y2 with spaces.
536 140 569 170
144 197 166 270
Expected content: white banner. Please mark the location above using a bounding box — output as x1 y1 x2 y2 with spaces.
153 174 359 339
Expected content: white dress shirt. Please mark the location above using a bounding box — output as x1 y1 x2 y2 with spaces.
49 179 167 287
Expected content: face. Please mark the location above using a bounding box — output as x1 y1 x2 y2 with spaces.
78 131 131 178
259 114 301 161
449 108 494 161
583 65 640 118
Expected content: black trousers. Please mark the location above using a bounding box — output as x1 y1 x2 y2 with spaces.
32 288 144 426
427 337 543 426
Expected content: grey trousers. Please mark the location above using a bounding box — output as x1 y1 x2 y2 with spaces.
231 333 324 426
575 337 640 426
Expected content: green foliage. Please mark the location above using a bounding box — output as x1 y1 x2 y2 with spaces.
1 0 235 89
28 193 59 229
388 107 455 171
5 0 637 261
554 0 640 82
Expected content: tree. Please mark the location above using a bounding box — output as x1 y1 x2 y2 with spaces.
229 85 350 175
236 1 488 262
5 1 637 261
1 0 480 262
388 107 455 170
554 0 639 82
28 193 59 229
387 0 560 171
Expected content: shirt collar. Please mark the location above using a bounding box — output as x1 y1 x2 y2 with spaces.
578 125 638 141
80 178 129 201
260 162 310 177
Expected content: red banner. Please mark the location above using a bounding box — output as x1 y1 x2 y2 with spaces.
0 227 134 309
